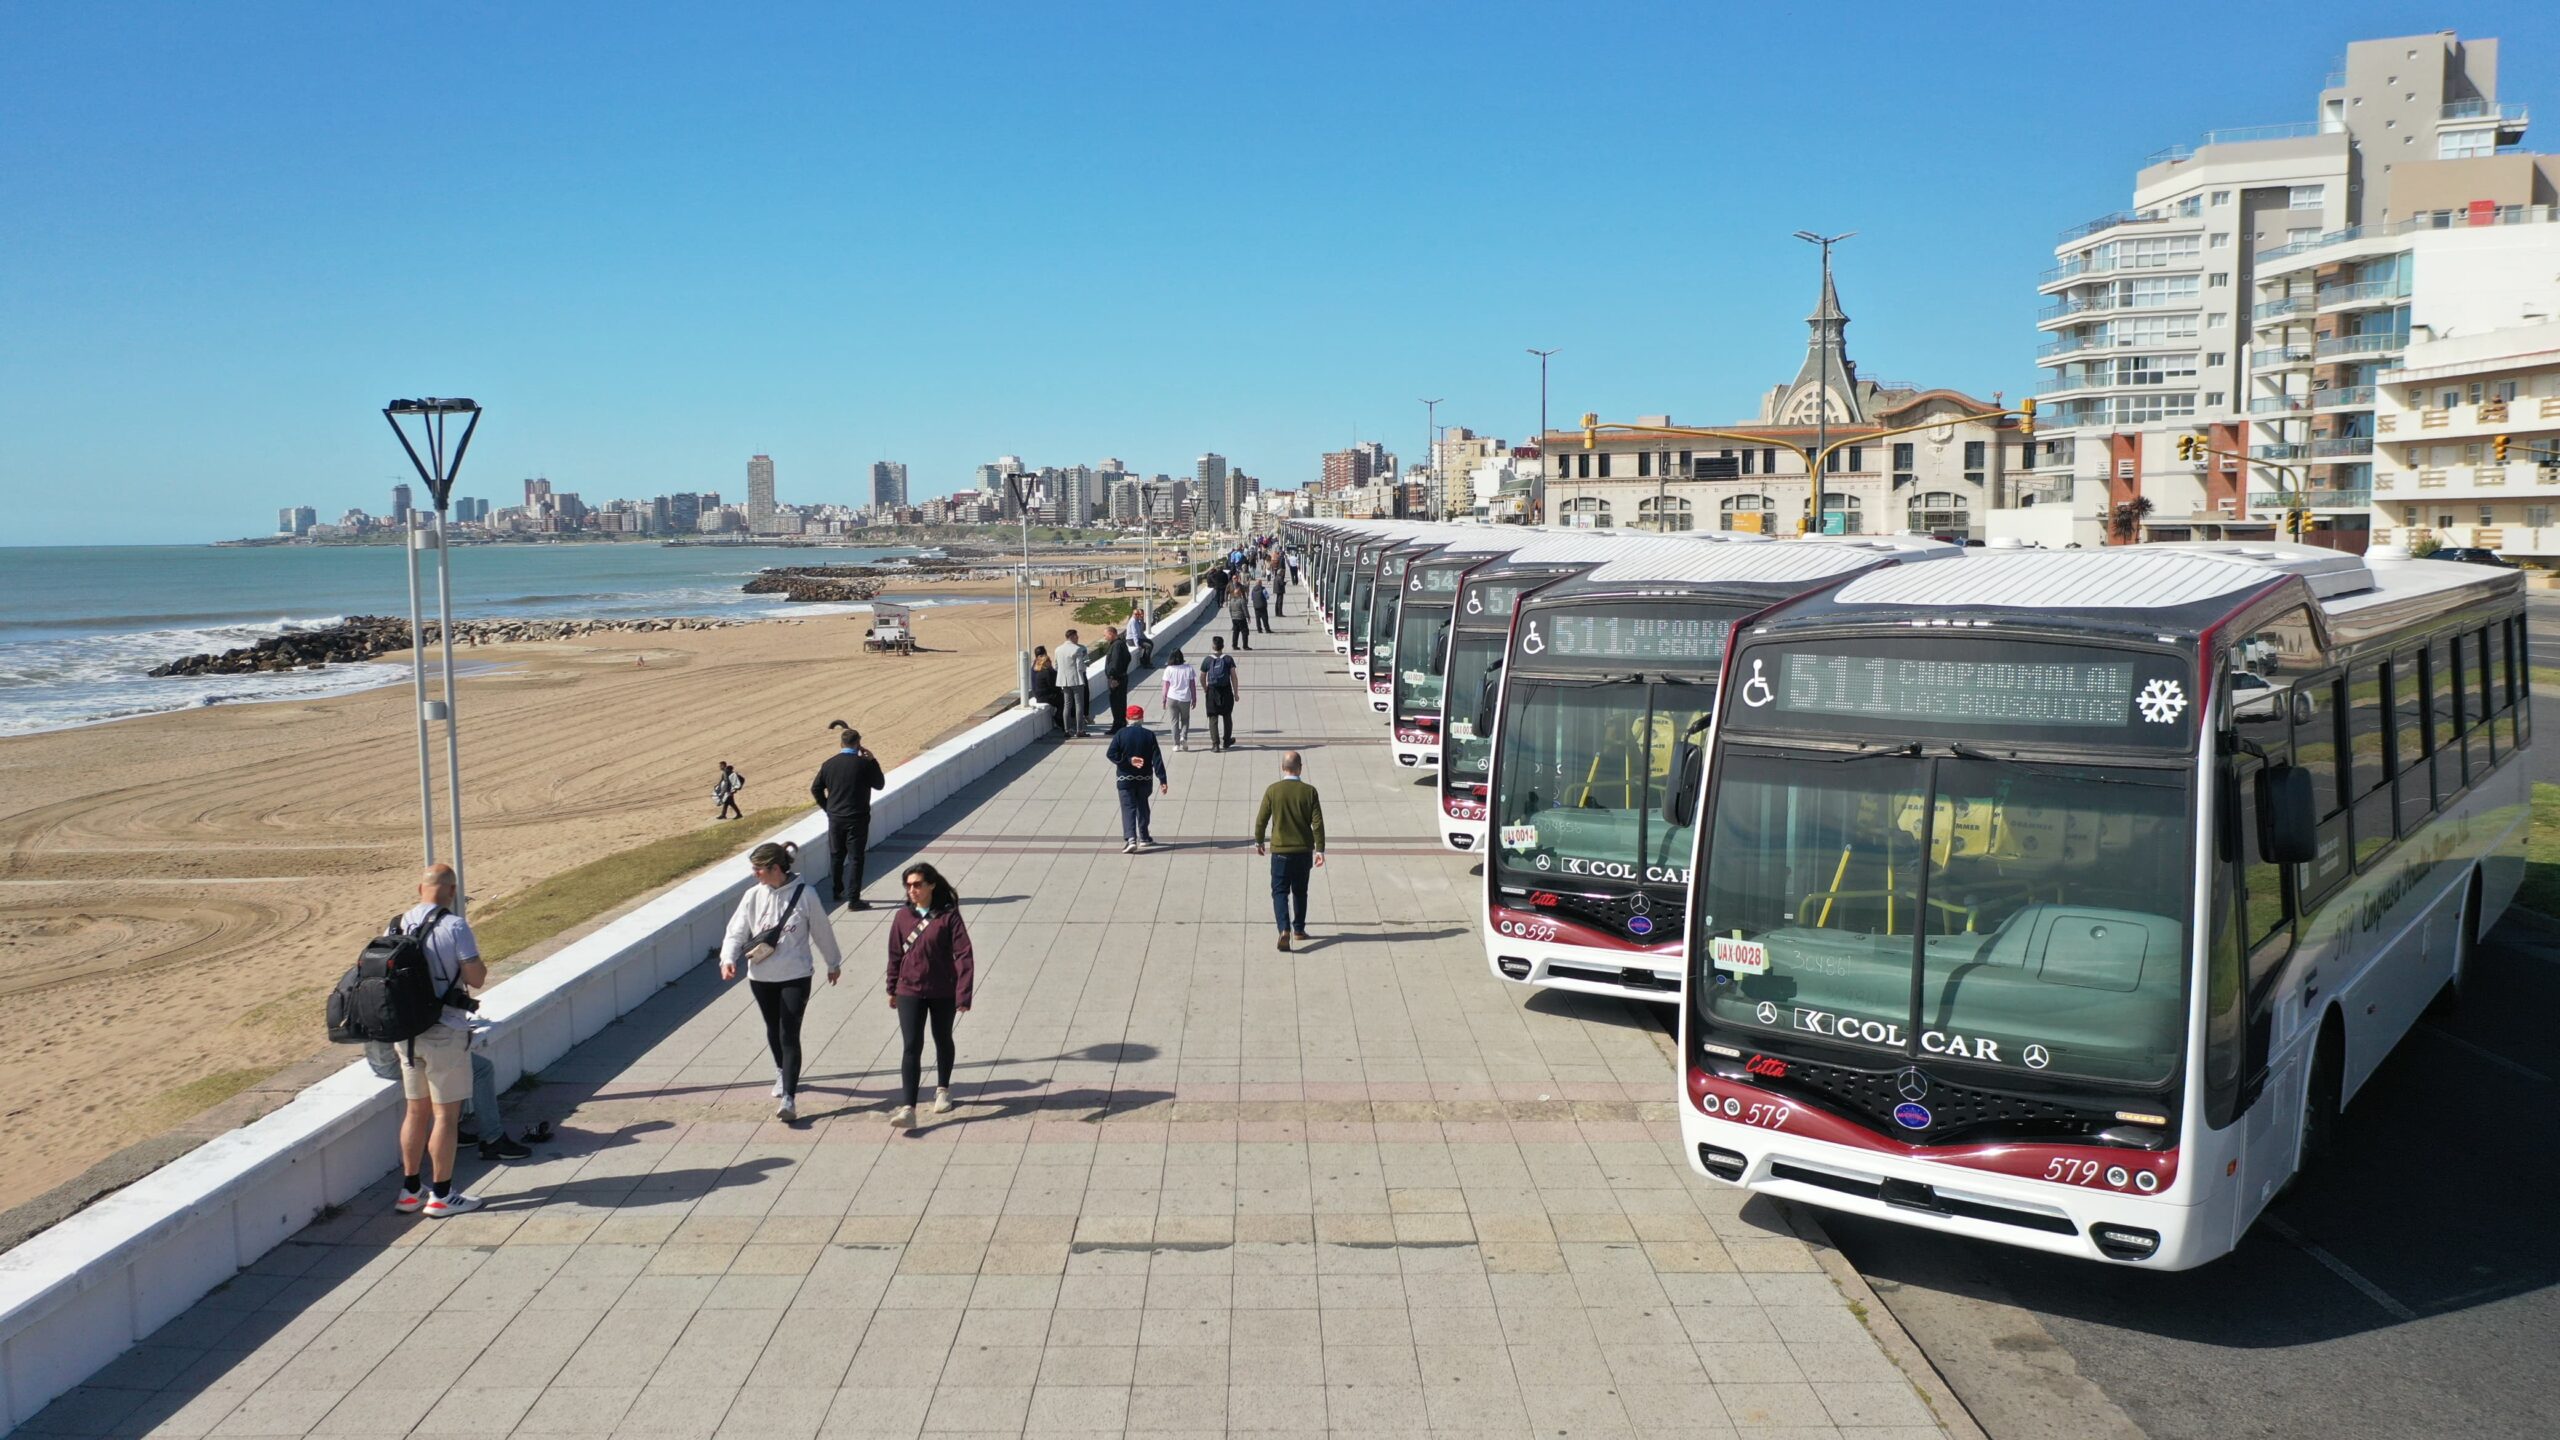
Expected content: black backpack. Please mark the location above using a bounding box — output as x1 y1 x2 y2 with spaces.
327 908 453 1047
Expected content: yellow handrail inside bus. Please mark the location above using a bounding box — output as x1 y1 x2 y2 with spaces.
1814 844 1853 928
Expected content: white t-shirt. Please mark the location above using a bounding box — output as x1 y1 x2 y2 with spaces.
1161 665 1199 704
399 902 480 1030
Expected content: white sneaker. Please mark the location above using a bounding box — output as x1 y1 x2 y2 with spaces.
932 1086 953 1115
776 1096 796 1122
394 1187 424 1215
888 1104 915 1130
771 1077 785 1099
1123 841 1137 854
422 1190 481 1219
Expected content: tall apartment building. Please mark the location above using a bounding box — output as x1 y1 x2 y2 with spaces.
2015 30 2536 549
746 455 777 533
1433 428 1506 520
390 483 413 528
870 461 908 511
2369 319 2560 554
277 505 316 536
1195 453 1229 530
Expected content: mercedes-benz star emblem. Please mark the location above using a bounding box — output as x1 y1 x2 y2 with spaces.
1755 1002 1778 1025
1895 1069 1929 1103
1628 892 1650 915
2024 1044 2051 1070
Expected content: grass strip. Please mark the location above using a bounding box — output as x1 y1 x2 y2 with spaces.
469 804 803 969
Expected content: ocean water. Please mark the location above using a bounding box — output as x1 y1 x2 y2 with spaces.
0 542 941 735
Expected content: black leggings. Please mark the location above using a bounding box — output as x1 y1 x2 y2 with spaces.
751 977 811 1097
897 995 957 1107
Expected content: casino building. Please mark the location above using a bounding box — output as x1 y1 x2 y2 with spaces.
1539 268 2021 540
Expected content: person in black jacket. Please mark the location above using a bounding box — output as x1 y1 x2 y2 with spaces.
812 722 887 910
1101 624 1134 734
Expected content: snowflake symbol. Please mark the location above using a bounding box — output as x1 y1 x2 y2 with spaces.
2136 678 2188 725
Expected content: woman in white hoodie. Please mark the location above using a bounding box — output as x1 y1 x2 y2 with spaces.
720 841 842 1121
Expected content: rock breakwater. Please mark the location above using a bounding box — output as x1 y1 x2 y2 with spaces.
743 566 893 603
146 615 738 677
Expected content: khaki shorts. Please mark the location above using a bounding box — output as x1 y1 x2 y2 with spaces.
397 1024 471 1105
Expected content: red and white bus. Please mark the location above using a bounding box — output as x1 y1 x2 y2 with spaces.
1680 544 2528 1268
1483 537 1952 1003
1436 535 1670 851
1388 532 1540 767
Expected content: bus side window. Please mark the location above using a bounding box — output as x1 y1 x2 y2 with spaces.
2295 677 2352 903
2348 664 2392 867
2435 634 2468 793
2393 654 2435 835
2509 615 2532 748
2468 628 2495 767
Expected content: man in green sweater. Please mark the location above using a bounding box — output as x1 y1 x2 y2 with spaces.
1253 749 1327 951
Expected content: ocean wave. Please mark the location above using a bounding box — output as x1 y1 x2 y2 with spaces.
0 659 412 738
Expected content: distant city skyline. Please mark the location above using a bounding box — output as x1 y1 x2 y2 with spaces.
5 3 2554 543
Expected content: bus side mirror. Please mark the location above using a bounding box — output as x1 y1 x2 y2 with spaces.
1663 742 1705 828
2258 764 2318 865
1475 660 1504 736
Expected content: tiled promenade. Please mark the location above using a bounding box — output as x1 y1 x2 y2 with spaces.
21 604 1955 1438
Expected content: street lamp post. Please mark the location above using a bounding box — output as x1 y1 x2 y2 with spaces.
383 397 482 909
1793 230 1855 536
1006 474 1034 705
1527 348 1557 525
1420 398 1444 520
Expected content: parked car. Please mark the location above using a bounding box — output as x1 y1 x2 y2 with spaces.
2430 546 2516 567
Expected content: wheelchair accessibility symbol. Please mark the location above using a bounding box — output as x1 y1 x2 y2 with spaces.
1466 593 1482 614
1739 658 1775 708
1521 621 1545 656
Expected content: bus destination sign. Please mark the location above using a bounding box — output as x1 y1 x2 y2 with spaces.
1773 653 2144 728
1523 609 1736 666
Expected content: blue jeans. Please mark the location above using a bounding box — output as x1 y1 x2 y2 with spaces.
1269 851 1313 934
1116 780 1155 843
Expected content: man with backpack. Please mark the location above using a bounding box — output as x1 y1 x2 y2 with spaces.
386 863 486 1216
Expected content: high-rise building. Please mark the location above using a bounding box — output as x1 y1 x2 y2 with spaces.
871 461 908 511
524 477 552 509
1432 429 1506 520
390 483 413 528
277 505 316 536
747 455 777 533
1196 453 1229 530
1321 446 1374 493
2017 30 2540 550
665 492 701 534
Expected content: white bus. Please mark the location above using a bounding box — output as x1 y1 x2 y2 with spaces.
1388 531 1542 767
1484 537 1953 1003
1680 544 2528 1268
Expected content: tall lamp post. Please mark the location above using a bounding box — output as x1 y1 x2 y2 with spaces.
1139 482 1158 623
1793 229 1855 535
1527 348 1558 525
383 397 482 909
1420 397 1444 520
1006 474 1034 705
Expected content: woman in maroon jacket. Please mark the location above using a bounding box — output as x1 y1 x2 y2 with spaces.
885 862 974 1131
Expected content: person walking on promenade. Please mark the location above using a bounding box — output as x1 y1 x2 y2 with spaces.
1252 578 1271 633
1104 714 1172 853
886 863 973 1132
1056 629 1092 737
1159 647 1200 751
1101 623 1134 733
392 863 488 1217
713 761 746 820
1201 636 1241 752
812 723 888 910
719 841 841 1123
1254 750 1327 951
1271 558 1285 618
1226 579 1252 651
1032 645 1064 736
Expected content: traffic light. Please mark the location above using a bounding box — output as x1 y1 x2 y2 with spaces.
2287 508 2307 539
1582 412 1599 450
2495 434 2510 463
2019 397 2037 439
2175 434 2195 461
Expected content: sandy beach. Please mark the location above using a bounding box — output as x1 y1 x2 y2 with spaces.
0 591 1162 1212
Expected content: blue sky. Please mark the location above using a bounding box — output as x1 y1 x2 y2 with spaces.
5 2 2554 544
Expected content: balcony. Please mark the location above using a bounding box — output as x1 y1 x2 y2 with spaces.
2036 333 2103 362
2250 393 2310 416
2316 332 2405 358
2038 251 2195 286
2254 347 2315 371
2259 204 2560 263
2251 489 2373 510
2316 279 2408 311
2441 99 2529 129
2313 385 2376 411
2253 295 2315 323
2254 443 2310 461
2057 211 2179 244
2311 435 2374 458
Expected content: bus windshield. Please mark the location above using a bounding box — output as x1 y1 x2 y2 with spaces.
1693 749 2190 1087
1443 630 1505 780
1351 566 1380 647
1492 678 1714 890
1395 602 1454 718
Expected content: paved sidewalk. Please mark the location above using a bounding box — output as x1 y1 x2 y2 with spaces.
22 607 1954 1438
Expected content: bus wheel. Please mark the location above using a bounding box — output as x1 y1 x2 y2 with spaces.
2299 1020 2345 1173
2428 871 2482 1018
